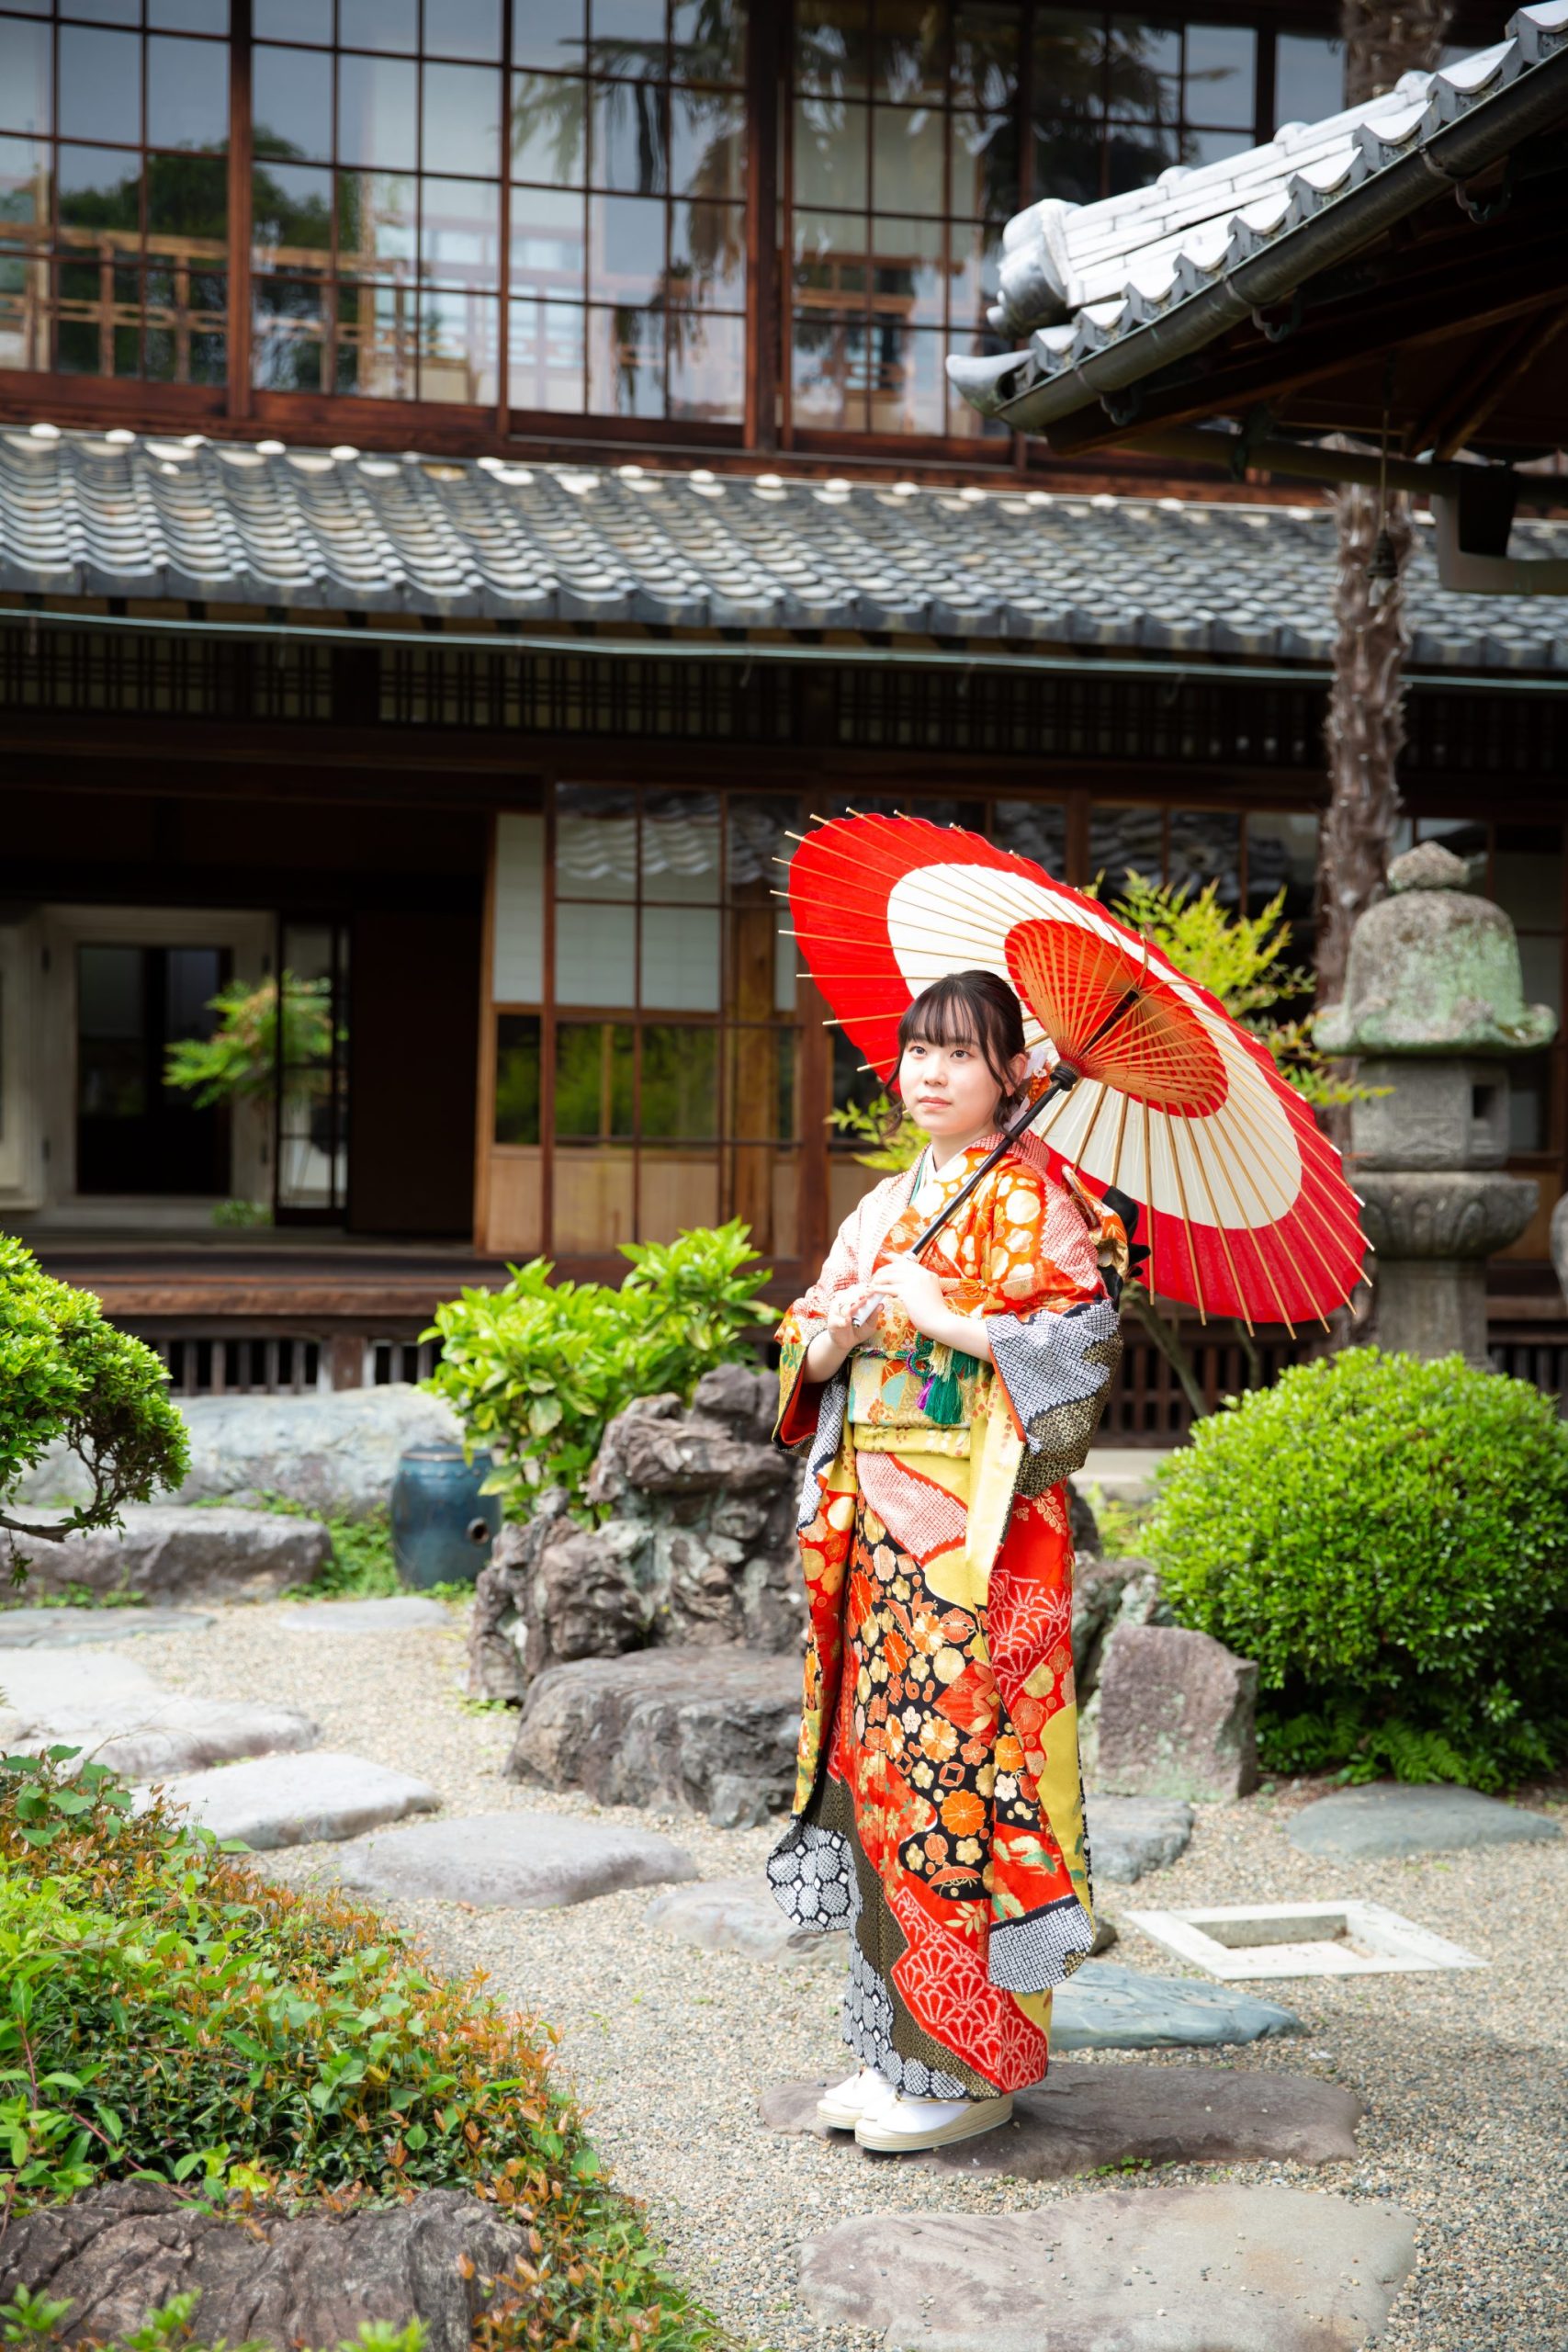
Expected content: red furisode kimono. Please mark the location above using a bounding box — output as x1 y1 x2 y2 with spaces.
767 1140 1125 2098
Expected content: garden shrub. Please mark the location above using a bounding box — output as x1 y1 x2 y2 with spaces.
0 1751 727 2352
423 1222 771 1515
1146 1347 1568 1790
0 1238 187 1559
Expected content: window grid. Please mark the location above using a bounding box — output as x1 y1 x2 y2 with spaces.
491 781 801 1256
0 0 231 386
251 0 510 404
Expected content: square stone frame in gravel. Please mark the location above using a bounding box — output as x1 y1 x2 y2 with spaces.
1127 1897 1486 1980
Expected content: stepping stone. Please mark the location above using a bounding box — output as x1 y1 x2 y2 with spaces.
0 1648 319 1780
142 1750 441 1849
798 2185 1416 2350
1289 1781 1563 1860
0 1648 161 1711
276 1597 450 1634
0 1607 213 1646
763 2061 1361 2176
646 1877 845 1967
330 1811 698 1909
1086 1792 1193 1882
645 1881 1121 1973
38 1698 320 1781
1054 1960 1302 2052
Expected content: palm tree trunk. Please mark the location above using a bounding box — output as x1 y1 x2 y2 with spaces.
1314 0 1455 1010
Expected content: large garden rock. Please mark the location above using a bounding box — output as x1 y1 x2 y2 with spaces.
468 1391 803 1702
1096 1622 1259 1802
507 1646 801 1826
18 1387 462 1521
796 2186 1415 2350
143 1750 440 1849
1288 1781 1563 1859
331 1811 697 1907
0 2180 527 2352
0 1506 330 1607
766 2062 1361 2173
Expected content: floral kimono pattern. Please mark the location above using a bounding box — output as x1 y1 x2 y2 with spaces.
766 1140 1125 2098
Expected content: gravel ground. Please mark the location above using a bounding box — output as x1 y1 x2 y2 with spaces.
118 1600 1568 2352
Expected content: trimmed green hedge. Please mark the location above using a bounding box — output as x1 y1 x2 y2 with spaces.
1146 1347 1568 1789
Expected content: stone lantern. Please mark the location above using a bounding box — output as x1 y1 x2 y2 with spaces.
1314 841 1556 1367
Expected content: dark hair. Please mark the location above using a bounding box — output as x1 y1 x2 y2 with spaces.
897 969 1027 1107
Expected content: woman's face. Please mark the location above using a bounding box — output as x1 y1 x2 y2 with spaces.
898 1028 1019 1144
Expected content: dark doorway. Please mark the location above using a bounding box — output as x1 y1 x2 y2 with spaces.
348 910 479 1236
76 944 230 1195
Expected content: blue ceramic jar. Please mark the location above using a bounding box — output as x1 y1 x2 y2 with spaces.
389 1443 502 1589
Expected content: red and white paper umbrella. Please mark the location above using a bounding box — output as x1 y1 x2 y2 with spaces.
786 810 1367 1329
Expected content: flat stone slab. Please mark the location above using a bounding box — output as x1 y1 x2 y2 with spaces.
762 2061 1360 2176
0 1608 213 1646
797 2185 1416 2351
276 1597 450 1633
1289 1781 1563 1860
330 1811 698 1909
646 1877 844 1967
0 1649 161 1710
0 1653 319 1779
142 1750 441 1850
31 1698 321 1781
1053 1961 1302 2052
0 1506 330 1606
1085 1792 1193 1882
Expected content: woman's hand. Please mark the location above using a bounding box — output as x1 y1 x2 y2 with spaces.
874 1253 951 1339
875 1254 996 1365
803 1295 863 1384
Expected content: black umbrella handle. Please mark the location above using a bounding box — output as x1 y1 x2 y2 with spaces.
906 1065 1079 1259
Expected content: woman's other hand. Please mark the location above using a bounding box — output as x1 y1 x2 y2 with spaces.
874 1253 950 1338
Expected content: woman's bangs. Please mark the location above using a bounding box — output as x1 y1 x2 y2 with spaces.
899 978 982 1052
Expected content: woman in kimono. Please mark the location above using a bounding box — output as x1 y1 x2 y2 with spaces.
768 968 1127 2154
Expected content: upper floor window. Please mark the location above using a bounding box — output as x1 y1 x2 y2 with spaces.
0 0 1347 447
0 0 231 385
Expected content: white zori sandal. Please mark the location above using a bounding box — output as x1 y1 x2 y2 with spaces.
815 2068 891 2132
854 2089 1013 2153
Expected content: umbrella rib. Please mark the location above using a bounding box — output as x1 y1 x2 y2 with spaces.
1212 1077 1366 1283
1183 1119 1256 1335
1160 1104 1208 1322
1140 1090 1156 1303
1210 1091 1365 1301
1190 1114 1296 1336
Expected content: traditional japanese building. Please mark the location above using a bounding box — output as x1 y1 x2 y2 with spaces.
2 0 1564 1422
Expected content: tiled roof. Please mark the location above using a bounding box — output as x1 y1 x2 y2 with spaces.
3 424 1568 671
950 0 1568 431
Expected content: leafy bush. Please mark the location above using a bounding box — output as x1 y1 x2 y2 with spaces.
0 1751 727 2352
0 2290 424 2352
423 1222 771 1514
1147 1348 1568 1789
0 1238 187 1559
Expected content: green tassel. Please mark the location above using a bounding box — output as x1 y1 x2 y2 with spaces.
915 1342 979 1425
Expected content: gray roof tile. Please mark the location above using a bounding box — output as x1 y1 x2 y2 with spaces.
2 424 1567 671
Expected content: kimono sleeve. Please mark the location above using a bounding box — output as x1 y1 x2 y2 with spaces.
984 1171 1124 1484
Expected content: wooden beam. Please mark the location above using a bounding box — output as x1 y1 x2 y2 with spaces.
1426 304 1568 459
